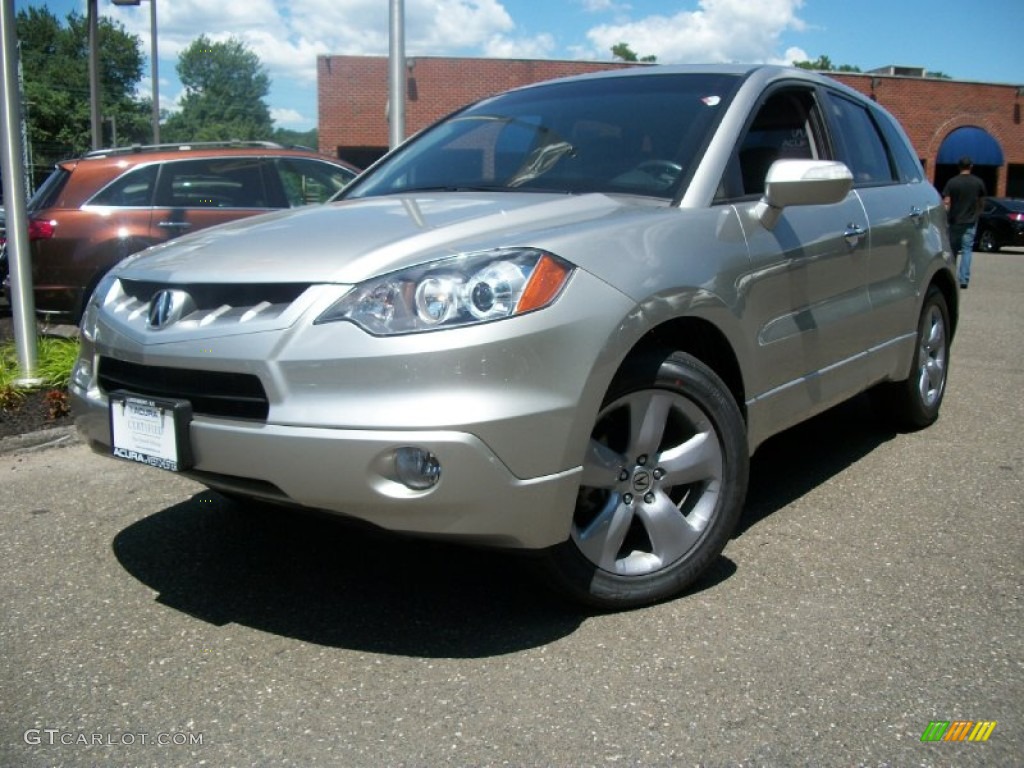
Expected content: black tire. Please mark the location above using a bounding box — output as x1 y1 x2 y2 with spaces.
874 286 951 430
541 350 749 609
977 228 999 253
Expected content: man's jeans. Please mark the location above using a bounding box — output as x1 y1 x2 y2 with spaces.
949 222 976 287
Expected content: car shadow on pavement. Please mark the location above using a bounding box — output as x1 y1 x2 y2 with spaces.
111 492 737 655
109 394 889 655
112 492 593 656
739 392 898 536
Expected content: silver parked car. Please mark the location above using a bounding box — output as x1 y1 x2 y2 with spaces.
71 65 957 609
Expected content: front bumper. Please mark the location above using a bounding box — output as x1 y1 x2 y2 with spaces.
70 270 635 549
73 396 582 548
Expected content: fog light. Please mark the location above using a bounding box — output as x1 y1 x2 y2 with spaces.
71 358 93 390
394 447 441 490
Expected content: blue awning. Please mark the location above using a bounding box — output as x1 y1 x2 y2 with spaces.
937 126 1005 166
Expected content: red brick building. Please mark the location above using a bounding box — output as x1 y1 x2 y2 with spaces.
318 55 1024 197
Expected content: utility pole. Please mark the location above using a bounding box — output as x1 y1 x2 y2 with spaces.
0 0 41 383
388 0 406 149
88 0 101 148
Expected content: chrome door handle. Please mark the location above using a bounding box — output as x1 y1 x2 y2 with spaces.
158 221 192 229
844 223 867 248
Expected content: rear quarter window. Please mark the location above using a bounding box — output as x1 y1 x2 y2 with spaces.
27 167 72 211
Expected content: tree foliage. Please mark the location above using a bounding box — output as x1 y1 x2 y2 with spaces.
794 55 952 79
611 43 657 63
162 35 273 142
15 7 150 184
792 55 862 73
272 127 318 150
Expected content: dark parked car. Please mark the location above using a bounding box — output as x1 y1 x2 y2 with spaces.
975 197 1024 252
5 142 359 323
72 65 958 609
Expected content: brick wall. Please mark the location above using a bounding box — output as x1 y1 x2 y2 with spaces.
318 56 1024 196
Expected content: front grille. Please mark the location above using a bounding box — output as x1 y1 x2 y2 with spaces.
119 280 310 309
98 357 269 420
112 280 312 329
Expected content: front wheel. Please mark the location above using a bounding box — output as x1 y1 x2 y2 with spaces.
542 350 749 609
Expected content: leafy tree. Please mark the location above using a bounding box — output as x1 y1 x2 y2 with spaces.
163 35 273 142
793 55 861 73
611 43 656 63
272 127 318 150
16 7 150 185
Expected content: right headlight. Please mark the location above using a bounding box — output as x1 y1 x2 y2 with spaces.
316 248 574 335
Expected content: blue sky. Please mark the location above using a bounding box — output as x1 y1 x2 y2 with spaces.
14 0 1024 132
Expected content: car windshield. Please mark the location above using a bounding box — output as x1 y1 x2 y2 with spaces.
344 72 742 201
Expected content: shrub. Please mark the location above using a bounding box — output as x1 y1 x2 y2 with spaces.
0 337 80 412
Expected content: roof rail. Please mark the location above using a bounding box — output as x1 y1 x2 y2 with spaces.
83 140 285 158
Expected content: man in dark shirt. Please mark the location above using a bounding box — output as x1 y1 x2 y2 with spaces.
942 155 987 289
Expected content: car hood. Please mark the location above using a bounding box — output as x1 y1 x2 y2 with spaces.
118 192 653 285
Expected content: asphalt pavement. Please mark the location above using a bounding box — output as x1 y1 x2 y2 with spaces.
1 251 1021 767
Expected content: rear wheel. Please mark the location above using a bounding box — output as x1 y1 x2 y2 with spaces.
977 228 999 253
542 350 748 609
874 286 951 430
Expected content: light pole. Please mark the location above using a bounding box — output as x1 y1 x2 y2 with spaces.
112 0 159 144
388 0 405 149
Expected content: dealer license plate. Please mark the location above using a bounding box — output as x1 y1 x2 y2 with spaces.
109 392 193 472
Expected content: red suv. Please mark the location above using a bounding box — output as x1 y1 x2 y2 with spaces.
8 141 358 323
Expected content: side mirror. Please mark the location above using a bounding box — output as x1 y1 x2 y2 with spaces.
752 160 853 230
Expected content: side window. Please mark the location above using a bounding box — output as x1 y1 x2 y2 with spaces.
154 158 270 208
276 158 356 206
825 93 895 185
88 164 158 207
874 109 924 183
729 89 821 199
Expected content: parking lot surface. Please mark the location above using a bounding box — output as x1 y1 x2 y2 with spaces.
2 251 1022 767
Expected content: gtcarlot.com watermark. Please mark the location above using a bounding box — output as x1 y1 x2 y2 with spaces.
24 728 204 747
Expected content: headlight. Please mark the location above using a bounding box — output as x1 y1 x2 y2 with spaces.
316 248 574 335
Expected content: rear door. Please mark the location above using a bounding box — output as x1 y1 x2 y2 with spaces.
824 90 946 375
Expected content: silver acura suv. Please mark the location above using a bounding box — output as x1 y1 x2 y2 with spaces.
71 65 957 609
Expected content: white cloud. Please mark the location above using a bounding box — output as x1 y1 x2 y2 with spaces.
483 33 557 59
103 0 810 129
270 107 308 126
578 0 631 13
110 0 519 86
584 0 807 64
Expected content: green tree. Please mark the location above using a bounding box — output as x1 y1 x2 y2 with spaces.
272 127 318 150
16 7 150 184
793 55 861 73
611 43 656 63
163 35 273 142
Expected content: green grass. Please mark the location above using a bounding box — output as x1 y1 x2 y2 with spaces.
0 336 80 397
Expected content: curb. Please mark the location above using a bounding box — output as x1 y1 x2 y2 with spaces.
0 424 82 456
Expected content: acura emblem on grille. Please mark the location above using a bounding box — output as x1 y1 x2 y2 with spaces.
147 289 194 329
